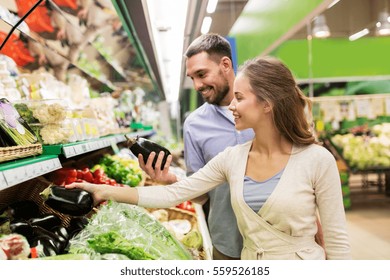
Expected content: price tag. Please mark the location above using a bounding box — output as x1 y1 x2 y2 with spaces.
3 168 25 187
73 145 84 155
116 135 126 143
102 139 111 148
0 172 7 190
355 99 370 117
320 101 338 122
52 158 62 169
25 164 37 179
371 97 385 118
89 141 99 151
63 146 77 158
385 98 390 115
44 158 61 173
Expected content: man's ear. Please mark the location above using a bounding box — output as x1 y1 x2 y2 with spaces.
220 56 232 72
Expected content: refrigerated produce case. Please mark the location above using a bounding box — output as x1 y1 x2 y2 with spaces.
0 0 211 260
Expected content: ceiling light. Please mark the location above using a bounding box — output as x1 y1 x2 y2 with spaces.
376 11 390 36
206 0 218 14
349 28 369 41
201 16 212 34
312 15 330 38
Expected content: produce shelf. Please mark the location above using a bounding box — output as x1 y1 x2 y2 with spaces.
0 130 155 191
42 130 155 158
323 137 390 196
0 155 61 190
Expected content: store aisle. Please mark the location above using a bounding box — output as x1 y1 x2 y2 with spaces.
344 174 390 260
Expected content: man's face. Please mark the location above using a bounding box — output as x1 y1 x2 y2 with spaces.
186 52 230 105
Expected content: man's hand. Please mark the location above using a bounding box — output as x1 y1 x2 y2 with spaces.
138 151 178 184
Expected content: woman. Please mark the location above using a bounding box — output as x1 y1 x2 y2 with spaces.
67 56 351 260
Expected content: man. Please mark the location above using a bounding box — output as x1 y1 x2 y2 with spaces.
140 34 254 260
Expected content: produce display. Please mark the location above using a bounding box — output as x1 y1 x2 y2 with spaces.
13 100 74 145
0 198 90 258
69 201 193 260
91 154 144 187
0 98 37 147
330 122 390 170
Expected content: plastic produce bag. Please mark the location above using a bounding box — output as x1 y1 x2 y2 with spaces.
68 201 193 260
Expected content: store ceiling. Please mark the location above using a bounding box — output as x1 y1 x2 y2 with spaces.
2 0 387 101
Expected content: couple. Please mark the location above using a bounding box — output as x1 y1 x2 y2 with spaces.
67 34 351 260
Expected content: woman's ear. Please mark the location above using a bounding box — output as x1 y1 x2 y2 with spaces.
263 101 272 113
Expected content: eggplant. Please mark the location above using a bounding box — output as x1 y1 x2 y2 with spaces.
67 216 89 238
40 185 94 216
31 225 66 254
52 226 70 253
126 135 171 170
7 200 40 220
30 236 59 257
52 225 70 241
28 213 62 231
9 219 33 238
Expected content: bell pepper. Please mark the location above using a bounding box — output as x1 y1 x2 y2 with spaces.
52 168 77 186
82 171 94 183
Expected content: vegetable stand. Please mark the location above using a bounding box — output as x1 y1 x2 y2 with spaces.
0 131 212 260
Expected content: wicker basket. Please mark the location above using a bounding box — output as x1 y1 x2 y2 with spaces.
147 207 207 260
0 144 42 163
0 176 72 227
147 207 198 230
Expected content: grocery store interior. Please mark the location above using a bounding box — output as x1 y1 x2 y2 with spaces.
0 0 389 260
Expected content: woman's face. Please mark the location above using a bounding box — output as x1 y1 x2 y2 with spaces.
186 51 230 105
229 74 265 131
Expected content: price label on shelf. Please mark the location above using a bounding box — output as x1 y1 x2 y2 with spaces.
385 98 390 115
0 172 7 190
63 146 77 158
3 168 26 187
1 158 62 188
116 135 126 143
355 99 370 117
89 141 99 151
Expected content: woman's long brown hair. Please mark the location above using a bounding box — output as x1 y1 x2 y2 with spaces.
238 56 316 145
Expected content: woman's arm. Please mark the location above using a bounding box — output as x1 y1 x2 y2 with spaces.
67 149 229 209
315 152 352 259
66 182 139 205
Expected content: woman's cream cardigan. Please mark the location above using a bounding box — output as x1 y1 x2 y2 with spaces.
137 141 351 260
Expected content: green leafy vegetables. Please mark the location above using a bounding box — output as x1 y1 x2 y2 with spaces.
69 201 193 260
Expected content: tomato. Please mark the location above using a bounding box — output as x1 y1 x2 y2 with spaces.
176 201 195 213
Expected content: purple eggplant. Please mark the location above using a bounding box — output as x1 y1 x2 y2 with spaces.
126 135 171 170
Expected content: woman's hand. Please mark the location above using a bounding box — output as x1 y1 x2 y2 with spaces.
65 182 109 205
138 151 178 184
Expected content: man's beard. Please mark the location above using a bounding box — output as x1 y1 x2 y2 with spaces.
203 77 230 106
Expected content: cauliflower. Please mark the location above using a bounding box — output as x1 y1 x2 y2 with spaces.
31 103 67 124
39 123 71 144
